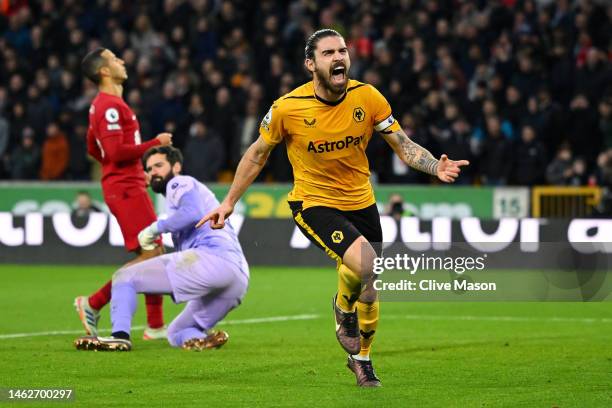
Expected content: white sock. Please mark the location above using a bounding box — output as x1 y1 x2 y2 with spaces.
352 354 370 361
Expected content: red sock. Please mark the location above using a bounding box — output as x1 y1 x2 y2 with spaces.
88 280 112 310
145 294 164 328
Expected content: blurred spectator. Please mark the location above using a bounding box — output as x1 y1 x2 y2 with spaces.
151 81 184 135
502 86 525 130
575 48 612 104
567 93 600 162
510 53 540 99
9 127 40 180
183 120 224 182
546 144 574 185
568 157 589 186
208 86 236 166
595 150 612 187
479 116 512 186
511 125 547 185
0 115 9 170
0 1 610 186
39 122 69 180
599 97 612 150
72 191 103 219
67 122 91 180
25 85 54 142
234 99 260 166
534 88 565 153
596 149 612 189
387 194 406 222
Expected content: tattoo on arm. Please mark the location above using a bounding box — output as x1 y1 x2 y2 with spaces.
248 158 265 166
396 132 439 176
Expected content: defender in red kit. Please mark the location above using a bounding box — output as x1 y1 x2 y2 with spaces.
75 47 172 340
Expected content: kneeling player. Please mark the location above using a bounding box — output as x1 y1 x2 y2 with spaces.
74 146 249 351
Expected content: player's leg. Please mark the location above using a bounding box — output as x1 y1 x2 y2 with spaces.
291 203 381 386
111 254 173 339
345 204 382 357
74 246 163 336
289 202 363 355
109 189 166 333
167 296 240 351
342 204 383 386
165 249 248 350
166 299 206 347
75 254 173 351
75 281 110 336
336 263 361 312
339 237 382 386
129 247 167 339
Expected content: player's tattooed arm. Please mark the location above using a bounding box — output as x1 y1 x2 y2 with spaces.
381 129 439 176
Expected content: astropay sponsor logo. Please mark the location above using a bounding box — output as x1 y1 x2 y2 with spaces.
307 135 364 153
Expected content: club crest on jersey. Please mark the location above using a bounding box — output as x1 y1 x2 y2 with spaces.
303 118 316 128
331 231 344 243
171 182 179 189
105 108 119 123
353 107 365 123
307 135 363 153
260 107 273 131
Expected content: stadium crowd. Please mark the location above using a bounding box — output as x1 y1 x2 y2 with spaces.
0 0 611 186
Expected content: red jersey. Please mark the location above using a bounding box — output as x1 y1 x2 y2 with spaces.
86 92 160 193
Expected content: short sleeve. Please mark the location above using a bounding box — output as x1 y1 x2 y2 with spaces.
368 85 401 133
95 102 124 139
259 103 285 145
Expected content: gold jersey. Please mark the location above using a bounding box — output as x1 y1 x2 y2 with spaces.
260 79 401 211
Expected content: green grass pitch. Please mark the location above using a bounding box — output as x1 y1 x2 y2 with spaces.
1 265 611 407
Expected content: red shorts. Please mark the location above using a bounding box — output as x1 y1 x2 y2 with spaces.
105 188 159 252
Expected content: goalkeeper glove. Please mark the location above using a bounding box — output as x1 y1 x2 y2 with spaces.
138 222 159 250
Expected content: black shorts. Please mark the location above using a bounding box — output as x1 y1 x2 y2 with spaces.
289 201 383 264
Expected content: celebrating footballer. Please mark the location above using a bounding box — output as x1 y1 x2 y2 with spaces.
198 29 469 387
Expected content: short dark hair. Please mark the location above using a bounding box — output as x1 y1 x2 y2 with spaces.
81 47 106 84
304 29 342 60
142 145 184 169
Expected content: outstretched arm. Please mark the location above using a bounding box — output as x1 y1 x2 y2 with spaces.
196 135 275 229
157 190 203 233
381 128 469 182
99 135 162 163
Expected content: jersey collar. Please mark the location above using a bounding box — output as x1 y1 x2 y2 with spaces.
313 84 348 106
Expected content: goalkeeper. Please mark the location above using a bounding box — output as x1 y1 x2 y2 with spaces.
75 146 249 351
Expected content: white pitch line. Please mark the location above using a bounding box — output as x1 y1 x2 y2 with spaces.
388 314 612 324
219 314 319 325
1 313 610 340
0 314 320 340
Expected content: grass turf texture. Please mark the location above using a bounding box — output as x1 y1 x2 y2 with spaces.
0 265 611 407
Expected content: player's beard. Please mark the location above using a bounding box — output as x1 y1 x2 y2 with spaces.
314 64 348 96
150 173 173 195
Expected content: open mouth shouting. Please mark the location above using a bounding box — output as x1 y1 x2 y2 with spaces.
330 64 346 86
